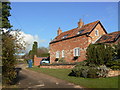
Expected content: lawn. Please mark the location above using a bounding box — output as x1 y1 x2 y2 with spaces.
29 67 119 88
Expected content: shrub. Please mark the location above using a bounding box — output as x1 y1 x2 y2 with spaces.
110 66 120 70
87 67 98 78
106 59 120 70
72 66 96 78
97 65 110 77
86 44 114 65
81 67 89 78
69 61 110 78
113 43 120 59
71 61 89 77
73 67 82 77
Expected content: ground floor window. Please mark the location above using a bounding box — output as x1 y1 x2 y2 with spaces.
62 50 65 58
56 51 60 58
73 47 80 56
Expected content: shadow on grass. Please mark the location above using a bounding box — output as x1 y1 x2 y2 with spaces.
68 70 76 77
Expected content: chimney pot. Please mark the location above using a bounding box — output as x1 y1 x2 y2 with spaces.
78 19 84 28
57 27 62 35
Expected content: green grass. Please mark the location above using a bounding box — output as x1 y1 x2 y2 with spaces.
29 66 119 88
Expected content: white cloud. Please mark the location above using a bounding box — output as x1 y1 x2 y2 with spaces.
10 31 46 53
2 30 46 53
20 31 46 53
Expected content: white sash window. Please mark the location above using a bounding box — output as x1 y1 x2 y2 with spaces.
56 51 60 58
73 47 80 56
62 50 65 58
95 30 99 36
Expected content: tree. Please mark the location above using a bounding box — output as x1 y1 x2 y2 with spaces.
29 41 38 59
32 41 38 56
1 2 25 84
86 44 114 65
2 31 16 84
28 45 49 59
113 42 120 59
37 47 49 57
1 2 12 29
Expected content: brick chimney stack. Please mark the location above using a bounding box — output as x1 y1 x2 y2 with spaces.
78 19 84 28
57 27 62 35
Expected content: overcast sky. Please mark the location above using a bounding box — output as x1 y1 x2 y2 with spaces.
9 2 118 52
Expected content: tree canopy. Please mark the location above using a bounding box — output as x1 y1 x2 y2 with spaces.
29 41 38 59
2 2 12 29
1 2 25 84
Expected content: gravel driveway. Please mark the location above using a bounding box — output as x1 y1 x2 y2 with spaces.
16 64 83 89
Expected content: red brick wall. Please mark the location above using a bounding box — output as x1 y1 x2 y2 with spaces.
40 65 75 69
88 23 106 44
50 35 88 64
34 55 47 66
50 23 106 64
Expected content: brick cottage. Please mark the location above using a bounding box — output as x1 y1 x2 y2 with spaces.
34 30 120 66
49 19 107 63
96 31 120 44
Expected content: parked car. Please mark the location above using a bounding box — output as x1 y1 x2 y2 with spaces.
40 58 50 64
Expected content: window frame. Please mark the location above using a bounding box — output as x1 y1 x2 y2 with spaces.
73 47 80 57
62 34 69 39
62 50 65 58
77 30 84 35
56 51 60 58
95 30 99 36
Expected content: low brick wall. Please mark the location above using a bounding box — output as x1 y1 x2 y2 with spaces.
34 55 47 66
40 65 120 77
40 65 75 69
108 70 120 77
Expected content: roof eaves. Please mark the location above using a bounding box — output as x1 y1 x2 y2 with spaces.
50 33 87 44
87 20 100 35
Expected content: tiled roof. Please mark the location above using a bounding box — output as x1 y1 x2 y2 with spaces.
50 20 101 43
96 31 120 43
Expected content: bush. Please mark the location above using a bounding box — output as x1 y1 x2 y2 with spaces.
97 65 110 77
73 67 82 77
106 59 120 70
72 66 88 77
69 61 110 78
70 62 89 78
87 67 98 78
86 44 114 65
110 66 120 70
71 66 95 78
81 67 89 78
69 43 119 78
71 61 89 77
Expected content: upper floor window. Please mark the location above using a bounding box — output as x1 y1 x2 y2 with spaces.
77 30 84 35
62 34 69 39
73 47 80 56
56 51 60 58
95 30 99 36
62 50 65 58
